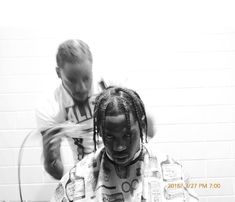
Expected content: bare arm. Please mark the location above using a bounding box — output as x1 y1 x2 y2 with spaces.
41 128 64 180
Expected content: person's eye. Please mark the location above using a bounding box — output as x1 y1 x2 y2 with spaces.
67 78 77 84
105 133 113 139
83 77 89 82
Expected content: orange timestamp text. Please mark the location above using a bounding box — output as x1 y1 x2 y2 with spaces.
167 182 221 189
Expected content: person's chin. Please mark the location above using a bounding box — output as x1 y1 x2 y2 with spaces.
113 155 131 166
73 94 88 103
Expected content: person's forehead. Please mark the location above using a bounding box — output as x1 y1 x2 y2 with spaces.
63 60 92 75
104 113 138 131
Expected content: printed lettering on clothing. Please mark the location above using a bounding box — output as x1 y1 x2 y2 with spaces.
65 100 93 124
65 96 96 159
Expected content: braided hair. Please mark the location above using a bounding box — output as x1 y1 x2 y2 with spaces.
93 86 148 151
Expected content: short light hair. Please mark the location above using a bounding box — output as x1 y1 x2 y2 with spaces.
56 39 93 68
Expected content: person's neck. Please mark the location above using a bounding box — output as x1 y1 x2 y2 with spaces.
74 99 88 107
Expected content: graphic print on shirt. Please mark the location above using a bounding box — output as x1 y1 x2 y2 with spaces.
53 146 199 202
121 179 139 195
65 96 96 160
65 98 94 124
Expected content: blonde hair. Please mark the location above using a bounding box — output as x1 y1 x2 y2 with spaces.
56 39 92 68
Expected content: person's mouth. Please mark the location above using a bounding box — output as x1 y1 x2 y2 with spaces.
113 154 129 160
74 92 88 100
77 92 87 97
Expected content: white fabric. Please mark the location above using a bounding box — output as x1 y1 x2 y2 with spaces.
35 75 113 163
51 145 199 202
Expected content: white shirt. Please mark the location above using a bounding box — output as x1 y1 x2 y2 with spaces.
36 76 106 162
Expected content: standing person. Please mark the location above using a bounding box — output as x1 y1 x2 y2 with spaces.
51 86 198 202
36 39 105 180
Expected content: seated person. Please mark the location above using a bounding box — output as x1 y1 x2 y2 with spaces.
51 86 198 202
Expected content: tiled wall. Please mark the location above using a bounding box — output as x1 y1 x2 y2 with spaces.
0 1 235 201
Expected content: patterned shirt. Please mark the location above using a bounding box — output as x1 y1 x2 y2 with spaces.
51 145 199 202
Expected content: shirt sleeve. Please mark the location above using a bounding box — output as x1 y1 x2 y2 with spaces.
35 91 65 133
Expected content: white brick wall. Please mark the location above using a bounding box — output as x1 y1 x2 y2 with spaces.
0 1 235 201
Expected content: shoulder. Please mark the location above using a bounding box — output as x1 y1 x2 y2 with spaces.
36 85 61 110
143 143 185 182
143 143 170 162
75 147 105 174
35 85 68 131
52 149 105 202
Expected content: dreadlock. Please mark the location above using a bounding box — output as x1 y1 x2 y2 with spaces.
93 86 148 151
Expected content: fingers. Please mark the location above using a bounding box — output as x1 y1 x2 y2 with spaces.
43 136 61 166
41 124 71 180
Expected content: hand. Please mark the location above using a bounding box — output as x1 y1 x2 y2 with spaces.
42 127 64 180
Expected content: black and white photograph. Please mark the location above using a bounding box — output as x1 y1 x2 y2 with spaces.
0 0 234 201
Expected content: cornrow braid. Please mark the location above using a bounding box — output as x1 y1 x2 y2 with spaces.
118 88 148 143
122 99 131 138
93 86 148 151
93 88 114 150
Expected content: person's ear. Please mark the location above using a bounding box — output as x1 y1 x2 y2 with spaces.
56 67 61 79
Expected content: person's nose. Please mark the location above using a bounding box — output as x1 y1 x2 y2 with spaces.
75 81 86 92
113 138 127 152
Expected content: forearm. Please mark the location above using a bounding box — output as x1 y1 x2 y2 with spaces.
41 129 64 180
